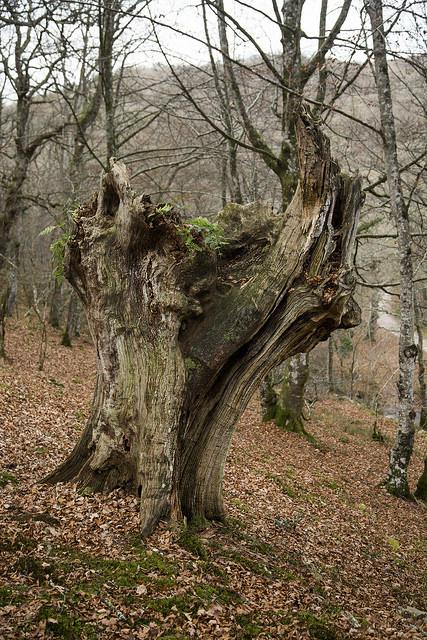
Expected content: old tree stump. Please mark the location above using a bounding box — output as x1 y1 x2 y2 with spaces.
45 114 363 535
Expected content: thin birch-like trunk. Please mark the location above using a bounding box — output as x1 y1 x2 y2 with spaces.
328 337 335 393
415 294 427 430
367 0 417 497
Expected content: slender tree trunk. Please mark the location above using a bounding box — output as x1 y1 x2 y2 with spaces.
367 288 380 342
99 0 117 161
44 115 362 535
0 158 29 358
61 291 78 347
49 279 63 328
261 354 309 433
367 0 417 498
415 294 427 430
328 337 335 393
6 241 19 317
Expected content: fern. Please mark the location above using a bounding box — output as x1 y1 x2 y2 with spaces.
178 217 228 253
38 224 70 284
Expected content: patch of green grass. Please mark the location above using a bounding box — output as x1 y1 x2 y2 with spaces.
220 548 293 579
0 469 18 487
52 545 176 597
33 446 48 454
298 610 340 640
322 480 341 491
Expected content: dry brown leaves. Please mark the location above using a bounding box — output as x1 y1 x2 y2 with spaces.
0 317 426 639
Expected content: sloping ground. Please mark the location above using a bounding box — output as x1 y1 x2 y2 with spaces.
0 318 426 640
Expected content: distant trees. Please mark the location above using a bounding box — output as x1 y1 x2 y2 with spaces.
0 1 69 356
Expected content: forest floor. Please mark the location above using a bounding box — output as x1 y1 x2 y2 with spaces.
0 317 426 640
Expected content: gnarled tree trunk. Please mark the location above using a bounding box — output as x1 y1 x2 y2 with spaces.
44 114 362 535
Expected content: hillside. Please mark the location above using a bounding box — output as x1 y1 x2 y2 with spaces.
0 318 426 640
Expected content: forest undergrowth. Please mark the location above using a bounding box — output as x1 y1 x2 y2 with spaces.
0 318 426 639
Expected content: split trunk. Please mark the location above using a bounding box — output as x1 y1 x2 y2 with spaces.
45 114 362 535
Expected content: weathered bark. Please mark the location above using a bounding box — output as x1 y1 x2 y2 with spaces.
415 295 427 430
44 114 362 534
367 0 416 498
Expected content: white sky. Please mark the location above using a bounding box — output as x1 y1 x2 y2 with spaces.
135 0 367 67
132 0 424 70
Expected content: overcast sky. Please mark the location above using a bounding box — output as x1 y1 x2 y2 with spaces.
135 0 366 67
133 0 424 69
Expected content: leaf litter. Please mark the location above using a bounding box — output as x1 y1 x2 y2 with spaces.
0 317 426 639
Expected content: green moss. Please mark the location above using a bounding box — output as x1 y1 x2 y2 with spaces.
267 473 297 498
146 595 191 615
322 480 341 491
37 606 97 639
0 586 27 606
33 446 48 454
298 611 340 640
0 534 36 552
78 486 95 496
230 497 250 512
221 549 277 577
184 357 198 371
236 614 263 638
14 557 56 583
0 469 18 487
200 561 228 580
387 537 400 552
52 545 176 597
178 528 208 560
194 584 241 604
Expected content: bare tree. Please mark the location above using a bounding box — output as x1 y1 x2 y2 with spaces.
366 0 417 498
0 0 71 356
